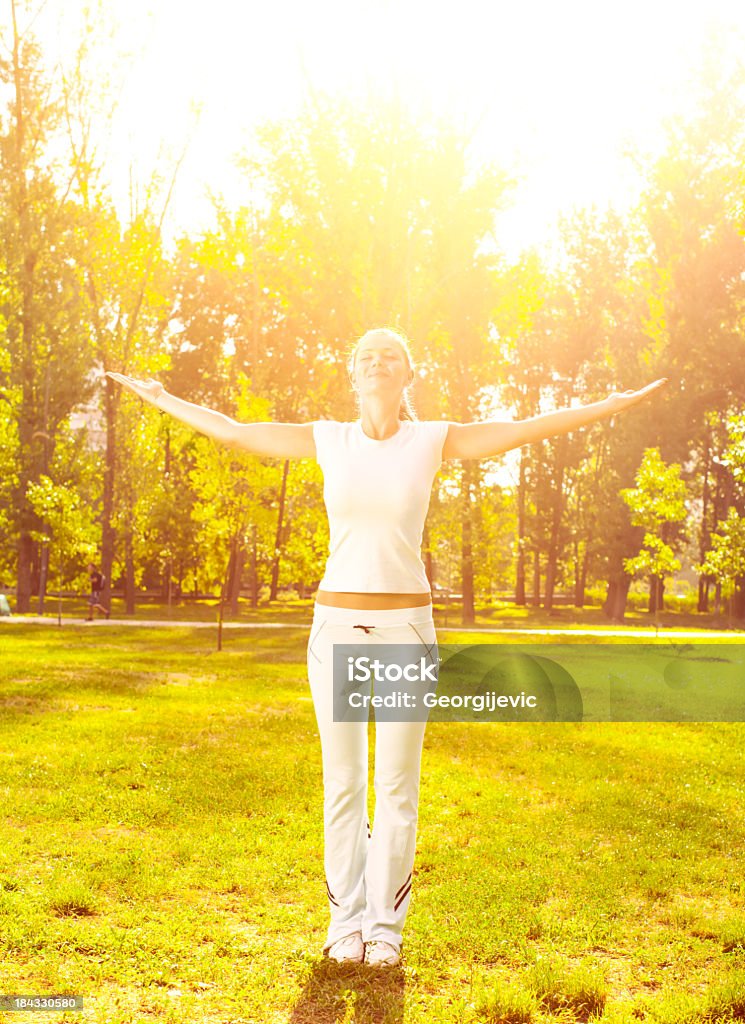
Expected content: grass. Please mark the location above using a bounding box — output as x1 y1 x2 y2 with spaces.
0 623 744 1022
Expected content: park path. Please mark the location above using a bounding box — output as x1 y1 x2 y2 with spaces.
0 616 740 638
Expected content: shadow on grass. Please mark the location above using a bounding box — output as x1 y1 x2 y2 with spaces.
289 958 405 1023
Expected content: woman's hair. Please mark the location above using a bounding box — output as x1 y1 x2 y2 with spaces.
347 327 418 421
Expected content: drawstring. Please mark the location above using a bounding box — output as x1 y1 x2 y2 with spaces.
353 624 374 633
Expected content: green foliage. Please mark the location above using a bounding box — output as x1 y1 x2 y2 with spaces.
622 448 688 584
188 382 279 593
4 21 745 623
696 507 745 589
0 366 20 580
0 20 96 606
621 448 688 532
720 414 745 490
698 416 745 593
26 474 98 589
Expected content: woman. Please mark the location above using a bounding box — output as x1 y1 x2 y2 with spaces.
107 328 665 967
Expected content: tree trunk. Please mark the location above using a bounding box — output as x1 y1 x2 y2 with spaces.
37 542 49 613
101 380 117 614
734 575 745 621
16 532 35 613
603 571 631 622
460 461 475 626
225 532 245 616
698 437 711 612
532 549 540 607
269 459 290 601
162 558 173 605
229 541 245 615
125 530 136 614
648 575 664 614
248 524 259 608
574 544 588 608
544 447 566 611
515 451 527 605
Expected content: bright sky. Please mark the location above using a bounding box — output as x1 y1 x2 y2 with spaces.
24 0 745 255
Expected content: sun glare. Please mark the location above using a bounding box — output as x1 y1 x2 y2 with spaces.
29 0 745 253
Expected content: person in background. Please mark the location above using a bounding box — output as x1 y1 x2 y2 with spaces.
86 563 110 621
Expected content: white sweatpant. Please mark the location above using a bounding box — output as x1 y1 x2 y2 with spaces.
307 603 437 952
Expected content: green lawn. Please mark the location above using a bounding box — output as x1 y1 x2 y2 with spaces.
0 624 743 1023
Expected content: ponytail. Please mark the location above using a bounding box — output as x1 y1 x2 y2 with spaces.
399 388 418 421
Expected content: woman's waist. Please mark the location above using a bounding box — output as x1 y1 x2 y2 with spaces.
312 592 434 627
315 589 431 610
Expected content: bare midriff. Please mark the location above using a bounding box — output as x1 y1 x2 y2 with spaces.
315 590 432 609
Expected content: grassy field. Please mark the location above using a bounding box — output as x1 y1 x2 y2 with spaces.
0 623 744 1023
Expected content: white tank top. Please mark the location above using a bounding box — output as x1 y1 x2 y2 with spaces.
313 419 450 593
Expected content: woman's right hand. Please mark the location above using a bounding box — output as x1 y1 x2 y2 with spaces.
106 372 165 407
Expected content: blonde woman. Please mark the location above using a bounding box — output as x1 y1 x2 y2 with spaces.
107 328 664 967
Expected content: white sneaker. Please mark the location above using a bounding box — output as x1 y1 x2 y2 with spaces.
364 940 401 967
326 932 364 963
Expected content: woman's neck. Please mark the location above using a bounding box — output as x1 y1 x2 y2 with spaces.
358 398 402 440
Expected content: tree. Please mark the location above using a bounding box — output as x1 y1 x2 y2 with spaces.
638 49 745 611
621 448 688 619
696 507 745 619
492 252 549 606
0 4 93 610
26 474 98 622
698 414 745 619
0 344 20 582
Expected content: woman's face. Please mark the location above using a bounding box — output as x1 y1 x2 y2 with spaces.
352 334 411 401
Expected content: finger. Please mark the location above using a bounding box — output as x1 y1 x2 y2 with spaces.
106 373 136 389
107 372 136 386
638 378 668 397
107 372 148 394
622 379 667 401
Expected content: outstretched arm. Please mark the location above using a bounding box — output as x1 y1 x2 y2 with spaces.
106 373 316 459
442 379 668 461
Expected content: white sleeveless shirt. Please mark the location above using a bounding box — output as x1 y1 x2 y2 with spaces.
313 419 450 593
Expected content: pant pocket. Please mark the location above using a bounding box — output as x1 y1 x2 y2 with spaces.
406 621 438 666
308 620 327 664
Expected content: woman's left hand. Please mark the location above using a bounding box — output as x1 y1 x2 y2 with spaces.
606 378 668 415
